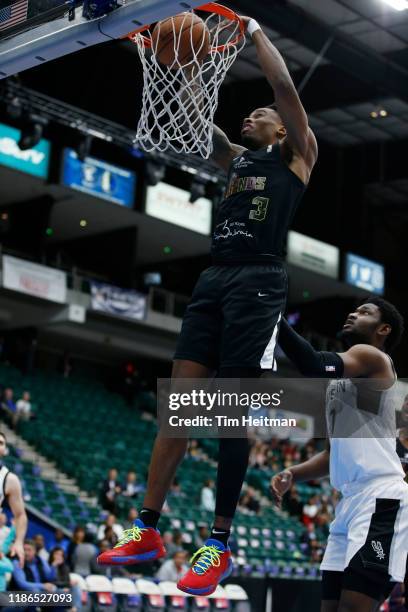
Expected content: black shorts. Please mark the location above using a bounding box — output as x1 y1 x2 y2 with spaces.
322 568 396 603
174 262 287 370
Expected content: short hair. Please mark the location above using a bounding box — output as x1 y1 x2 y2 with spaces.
267 103 278 111
24 539 36 548
362 296 404 352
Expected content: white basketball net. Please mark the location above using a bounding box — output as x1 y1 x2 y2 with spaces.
130 5 246 158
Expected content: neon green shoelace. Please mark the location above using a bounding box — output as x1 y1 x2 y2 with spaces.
190 545 221 575
114 525 147 548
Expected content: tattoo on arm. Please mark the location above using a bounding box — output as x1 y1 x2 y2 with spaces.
212 125 244 171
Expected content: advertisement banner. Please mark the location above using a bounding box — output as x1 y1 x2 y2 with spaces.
90 281 146 321
0 122 50 179
2 256 67 303
62 149 136 207
145 181 212 236
345 253 385 295
287 231 339 279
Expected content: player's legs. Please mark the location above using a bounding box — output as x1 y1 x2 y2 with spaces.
98 359 212 566
142 359 213 513
178 264 286 595
321 570 343 612
213 366 264 535
337 589 383 612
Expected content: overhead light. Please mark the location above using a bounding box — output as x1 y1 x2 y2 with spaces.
146 161 165 186
80 219 87 228
190 178 207 203
163 246 172 254
382 0 408 10
370 111 378 119
379 109 388 117
18 114 47 151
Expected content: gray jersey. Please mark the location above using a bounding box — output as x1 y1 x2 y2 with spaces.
326 378 404 492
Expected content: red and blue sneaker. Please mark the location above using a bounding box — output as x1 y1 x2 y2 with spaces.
97 519 166 565
177 538 233 596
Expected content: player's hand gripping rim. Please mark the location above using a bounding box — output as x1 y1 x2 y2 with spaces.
270 470 293 509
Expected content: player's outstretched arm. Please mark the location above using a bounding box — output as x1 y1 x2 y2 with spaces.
212 125 245 173
243 17 317 165
278 318 390 379
6 473 27 567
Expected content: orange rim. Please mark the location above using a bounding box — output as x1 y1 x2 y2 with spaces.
126 2 245 52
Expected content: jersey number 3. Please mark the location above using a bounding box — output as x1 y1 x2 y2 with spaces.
249 196 269 222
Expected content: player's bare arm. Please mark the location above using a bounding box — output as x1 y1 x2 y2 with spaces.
338 344 393 379
6 473 27 567
211 125 245 173
271 444 330 508
244 17 318 182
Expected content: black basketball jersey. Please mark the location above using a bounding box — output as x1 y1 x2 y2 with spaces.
211 144 306 264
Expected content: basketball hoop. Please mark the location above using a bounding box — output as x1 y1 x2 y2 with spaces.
127 3 246 159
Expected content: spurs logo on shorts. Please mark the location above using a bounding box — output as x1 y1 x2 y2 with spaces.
371 540 385 561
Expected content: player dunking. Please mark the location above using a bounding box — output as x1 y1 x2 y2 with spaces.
272 298 408 612
98 15 318 595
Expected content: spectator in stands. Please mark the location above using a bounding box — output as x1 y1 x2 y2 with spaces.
66 527 96 577
172 531 185 552
249 440 268 469
49 528 69 553
168 477 185 498
121 471 144 498
0 514 10 550
186 440 207 461
16 391 33 424
200 479 215 512
33 534 49 562
193 525 209 550
100 468 122 513
162 532 178 559
156 551 188 582
49 546 82 610
238 487 260 515
11 539 57 593
302 494 320 526
123 508 138 530
1 388 17 429
102 527 118 548
97 514 124 543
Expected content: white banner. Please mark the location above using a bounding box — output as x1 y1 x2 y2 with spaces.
90 281 146 321
287 230 339 279
2 256 67 303
145 181 212 236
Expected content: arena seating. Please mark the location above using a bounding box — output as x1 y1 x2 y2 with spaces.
5 444 103 529
0 363 322 575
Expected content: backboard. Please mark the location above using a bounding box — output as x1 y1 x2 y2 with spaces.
0 0 206 79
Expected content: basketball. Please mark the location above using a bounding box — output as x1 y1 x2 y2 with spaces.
152 13 211 67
